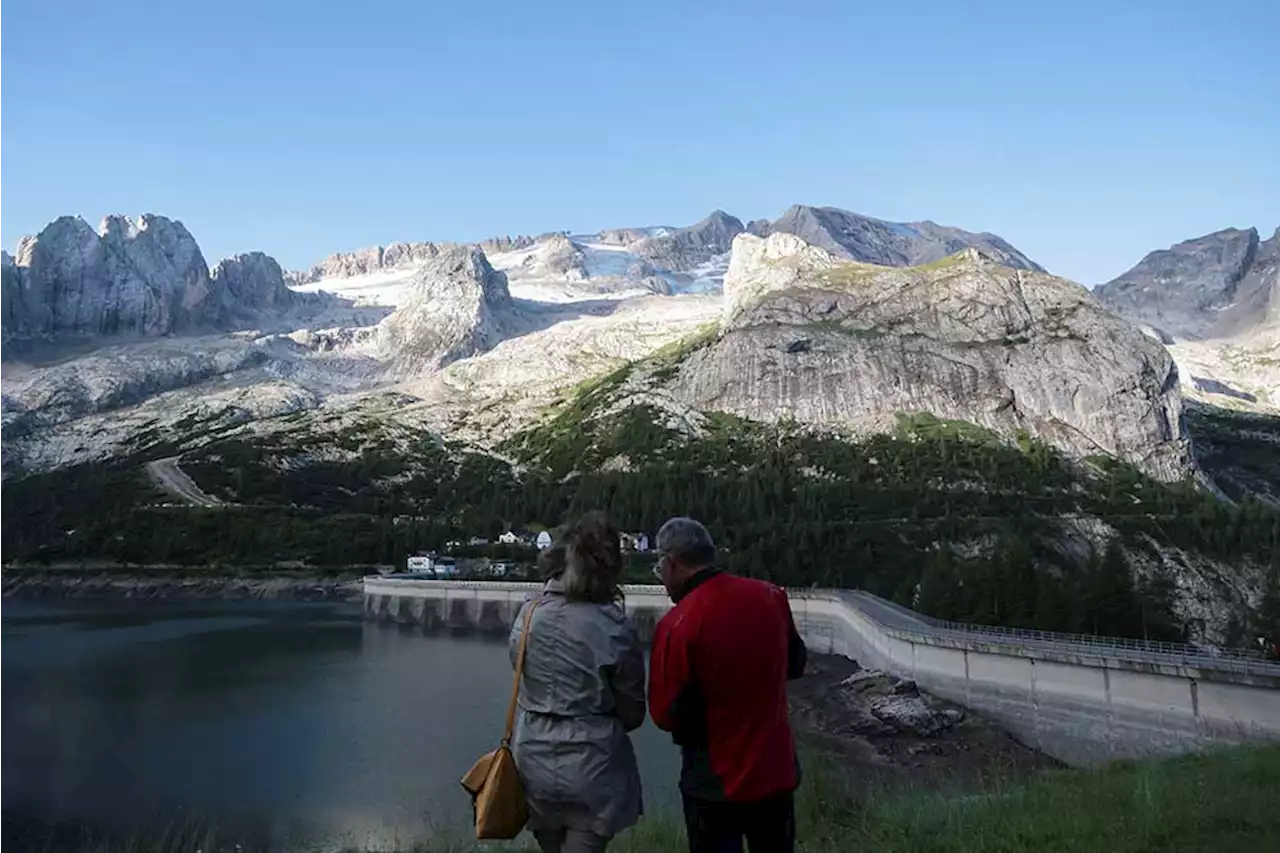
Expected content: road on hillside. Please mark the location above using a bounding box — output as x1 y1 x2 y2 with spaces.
146 457 222 508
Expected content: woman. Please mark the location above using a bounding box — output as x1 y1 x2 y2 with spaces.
509 512 645 853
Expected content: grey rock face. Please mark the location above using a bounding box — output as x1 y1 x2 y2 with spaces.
1095 227 1278 341
1234 228 1280 333
596 227 666 247
525 234 588 280
666 233 1190 481
766 205 1044 272
204 252 298 326
4 214 212 341
2 251 21 331
633 210 745 271
1 338 273 438
374 244 514 375
382 241 442 270
12 235 38 261
745 218 773 238
2 214 316 348
479 235 536 254
313 246 385 280
292 241 442 284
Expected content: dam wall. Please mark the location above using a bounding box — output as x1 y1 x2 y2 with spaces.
362 577 1280 765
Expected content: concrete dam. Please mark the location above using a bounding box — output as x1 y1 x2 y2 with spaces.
362 577 1280 766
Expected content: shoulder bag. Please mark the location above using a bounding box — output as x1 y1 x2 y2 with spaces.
460 598 539 839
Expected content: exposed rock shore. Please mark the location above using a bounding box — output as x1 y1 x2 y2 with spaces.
1 568 363 601
788 654 1059 793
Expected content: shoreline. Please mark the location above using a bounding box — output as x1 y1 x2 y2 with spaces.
1 567 364 601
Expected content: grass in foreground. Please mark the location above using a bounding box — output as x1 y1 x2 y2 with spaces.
10 745 1278 852
499 743 1280 853
839 744 1280 853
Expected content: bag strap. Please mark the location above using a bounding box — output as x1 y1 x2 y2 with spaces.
502 598 539 746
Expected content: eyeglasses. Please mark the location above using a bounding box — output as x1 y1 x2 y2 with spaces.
652 556 665 580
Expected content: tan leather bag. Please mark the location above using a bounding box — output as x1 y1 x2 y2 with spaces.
460 598 539 839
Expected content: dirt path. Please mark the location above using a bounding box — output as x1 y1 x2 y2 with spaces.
146 457 222 507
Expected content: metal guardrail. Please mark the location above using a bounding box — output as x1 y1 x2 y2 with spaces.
829 590 1280 678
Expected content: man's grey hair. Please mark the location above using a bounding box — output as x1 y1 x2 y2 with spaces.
656 517 717 568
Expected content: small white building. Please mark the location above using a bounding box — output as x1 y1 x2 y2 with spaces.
498 531 521 545
407 554 434 572
536 531 553 550
635 533 650 553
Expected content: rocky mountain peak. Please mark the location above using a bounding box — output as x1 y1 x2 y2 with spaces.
13 234 40 267
1 252 19 332
632 209 746 272
382 241 442 270
765 205 1043 272
206 252 297 320
374 244 514 374
595 227 660 246
525 234 588 281
722 232 841 324
687 231 1189 480
291 240 443 285
691 210 745 245
1095 226 1276 341
479 234 537 254
1 213 320 349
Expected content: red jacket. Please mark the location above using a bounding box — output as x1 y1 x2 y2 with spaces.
649 570 807 802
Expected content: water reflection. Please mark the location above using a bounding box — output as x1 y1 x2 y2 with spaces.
2 601 678 850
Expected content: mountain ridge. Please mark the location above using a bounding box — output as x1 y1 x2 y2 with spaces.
1 214 325 351
1095 226 1279 341
654 233 1190 480
282 204 1046 296
757 205 1046 273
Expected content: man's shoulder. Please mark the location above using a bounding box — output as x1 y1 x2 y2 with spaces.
723 573 788 599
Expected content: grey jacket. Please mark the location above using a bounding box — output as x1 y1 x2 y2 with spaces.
509 579 645 837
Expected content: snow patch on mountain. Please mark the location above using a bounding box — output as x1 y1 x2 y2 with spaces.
291 267 420 308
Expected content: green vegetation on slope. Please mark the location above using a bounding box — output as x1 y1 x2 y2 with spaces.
4 365 1279 642
1184 402 1280 506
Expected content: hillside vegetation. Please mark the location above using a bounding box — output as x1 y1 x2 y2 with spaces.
4 347 1278 643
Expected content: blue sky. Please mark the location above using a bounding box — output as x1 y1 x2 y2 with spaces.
2 0 1276 284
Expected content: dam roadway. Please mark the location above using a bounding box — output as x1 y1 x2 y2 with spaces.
362 577 1280 766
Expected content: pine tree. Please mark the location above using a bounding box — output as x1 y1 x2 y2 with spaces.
1135 571 1183 642
917 545 960 619
1000 537 1039 627
1253 565 1280 653
1082 539 1142 638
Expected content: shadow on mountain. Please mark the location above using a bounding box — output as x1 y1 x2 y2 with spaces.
1191 376 1258 404
1184 401 1280 506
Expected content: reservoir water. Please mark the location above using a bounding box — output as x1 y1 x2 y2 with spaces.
1 600 680 850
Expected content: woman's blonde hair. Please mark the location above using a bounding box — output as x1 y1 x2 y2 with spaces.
561 511 624 604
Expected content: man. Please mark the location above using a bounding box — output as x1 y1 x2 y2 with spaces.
648 517 807 853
